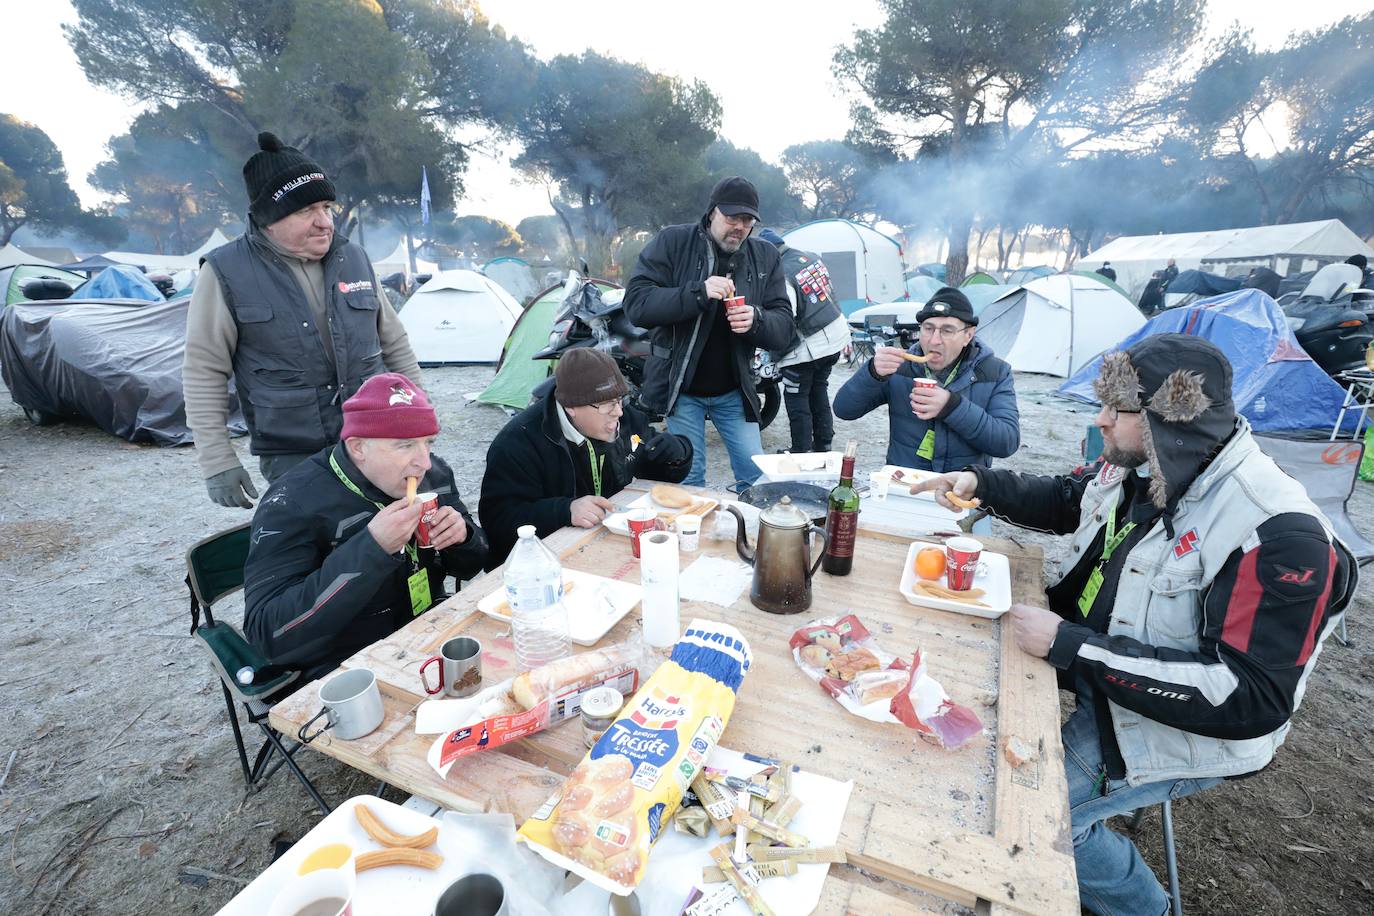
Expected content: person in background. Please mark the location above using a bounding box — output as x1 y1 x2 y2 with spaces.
832 287 1019 471
1345 254 1373 289
1095 262 1117 282
757 228 849 454
913 335 1356 916
1160 258 1179 287
478 348 693 569
243 374 486 682
184 131 421 508
623 177 795 489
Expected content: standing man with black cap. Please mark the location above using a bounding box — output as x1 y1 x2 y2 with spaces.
913 335 1356 915
757 228 849 454
624 177 795 489
832 286 1019 472
184 131 422 508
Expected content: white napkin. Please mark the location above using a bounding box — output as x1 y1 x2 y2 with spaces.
679 555 754 607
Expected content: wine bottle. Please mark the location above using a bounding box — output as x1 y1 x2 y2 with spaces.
822 440 860 576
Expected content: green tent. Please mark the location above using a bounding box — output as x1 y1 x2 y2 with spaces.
1 264 85 305
961 270 1002 286
475 279 621 409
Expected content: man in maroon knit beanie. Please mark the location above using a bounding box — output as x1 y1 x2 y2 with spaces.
243 373 487 681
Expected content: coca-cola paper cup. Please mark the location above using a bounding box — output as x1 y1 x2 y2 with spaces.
414 493 440 547
945 537 983 591
627 508 661 558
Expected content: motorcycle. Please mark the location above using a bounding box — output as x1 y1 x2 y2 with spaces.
1282 263 1374 378
531 274 782 429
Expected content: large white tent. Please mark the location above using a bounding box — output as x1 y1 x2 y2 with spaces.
0 243 56 268
1082 219 1374 299
100 249 201 273
188 229 233 258
975 274 1145 377
398 270 522 364
482 256 540 304
781 220 908 315
372 238 437 279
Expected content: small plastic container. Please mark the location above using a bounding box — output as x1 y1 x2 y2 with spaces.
675 514 701 552
581 686 623 748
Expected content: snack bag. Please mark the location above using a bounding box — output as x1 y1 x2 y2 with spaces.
518 620 751 895
789 614 910 723
891 650 984 749
424 642 646 776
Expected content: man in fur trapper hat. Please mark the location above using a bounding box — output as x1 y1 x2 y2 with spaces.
914 334 1357 915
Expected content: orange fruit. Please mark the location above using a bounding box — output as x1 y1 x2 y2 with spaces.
914 547 946 581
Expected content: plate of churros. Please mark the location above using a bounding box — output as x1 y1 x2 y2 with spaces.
898 542 1011 618
602 486 718 536
876 465 981 511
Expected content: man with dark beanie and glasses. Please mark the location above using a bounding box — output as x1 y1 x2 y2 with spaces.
833 286 1019 472
184 131 422 508
624 177 795 490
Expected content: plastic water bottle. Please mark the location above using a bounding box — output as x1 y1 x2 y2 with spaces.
504 525 571 669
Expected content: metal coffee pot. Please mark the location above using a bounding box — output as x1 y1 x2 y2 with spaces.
727 496 828 614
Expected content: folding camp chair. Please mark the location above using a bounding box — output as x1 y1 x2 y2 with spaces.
186 523 331 815
1129 800 1182 916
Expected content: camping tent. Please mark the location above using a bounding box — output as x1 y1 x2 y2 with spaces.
100 249 200 273
475 278 622 409
72 265 164 301
372 238 438 279
61 254 135 275
962 270 1001 286
0 244 56 268
1057 289 1358 433
482 257 540 304
913 263 947 282
782 220 908 315
399 270 523 365
975 274 1146 377
850 284 1015 329
188 229 233 259
1006 266 1055 286
1162 269 1243 310
904 274 943 302
1069 270 1133 302
0 264 85 306
1081 219 1374 299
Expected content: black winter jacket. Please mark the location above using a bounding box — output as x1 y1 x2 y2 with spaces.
478 391 692 569
244 444 487 682
624 222 794 421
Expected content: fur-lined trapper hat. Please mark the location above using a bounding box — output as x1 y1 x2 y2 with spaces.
1093 334 1236 518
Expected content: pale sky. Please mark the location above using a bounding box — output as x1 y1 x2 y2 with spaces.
0 0 1366 234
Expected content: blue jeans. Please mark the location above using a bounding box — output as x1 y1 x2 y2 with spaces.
667 393 763 490
1063 682 1223 916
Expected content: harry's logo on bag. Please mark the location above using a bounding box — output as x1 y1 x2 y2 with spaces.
1173 529 1200 559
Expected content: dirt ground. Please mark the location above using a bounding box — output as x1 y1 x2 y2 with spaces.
0 365 1369 915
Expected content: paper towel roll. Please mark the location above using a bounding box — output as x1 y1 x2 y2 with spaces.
639 530 681 648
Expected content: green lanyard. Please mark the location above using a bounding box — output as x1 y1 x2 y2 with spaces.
1077 497 1137 617
915 359 963 461
330 452 432 616
585 440 605 497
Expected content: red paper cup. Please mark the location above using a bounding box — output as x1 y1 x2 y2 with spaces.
912 377 938 390
945 537 983 591
414 493 439 547
626 508 659 558
724 295 747 312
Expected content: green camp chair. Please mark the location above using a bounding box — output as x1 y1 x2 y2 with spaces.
186 523 330 815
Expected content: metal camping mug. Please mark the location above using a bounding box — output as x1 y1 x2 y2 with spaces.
433 872 509 916
299 668 384 743
419 637 482 698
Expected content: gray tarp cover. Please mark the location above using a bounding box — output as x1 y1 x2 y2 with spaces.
1 297 245 446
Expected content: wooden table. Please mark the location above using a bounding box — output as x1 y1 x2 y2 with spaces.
270 488 1077 914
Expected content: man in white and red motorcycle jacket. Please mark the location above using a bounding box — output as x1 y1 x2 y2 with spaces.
915 334 1357 916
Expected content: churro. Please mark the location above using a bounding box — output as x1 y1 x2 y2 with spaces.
354 847 443 872
946 493 981 509
405 476 419 506
900 352 931 363
354 803 438 849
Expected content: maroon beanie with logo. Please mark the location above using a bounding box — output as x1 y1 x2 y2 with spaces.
340 373 439 440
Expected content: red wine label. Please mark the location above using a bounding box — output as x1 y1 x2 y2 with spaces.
826 509 858 558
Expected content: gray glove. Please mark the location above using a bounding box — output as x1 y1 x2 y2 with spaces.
206 466 260 509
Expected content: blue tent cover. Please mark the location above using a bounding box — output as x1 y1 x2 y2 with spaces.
71 265 164 302
1167 269 1241 296
1057 289 1356 433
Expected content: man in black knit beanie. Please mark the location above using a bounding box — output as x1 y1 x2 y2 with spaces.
184 131 423 507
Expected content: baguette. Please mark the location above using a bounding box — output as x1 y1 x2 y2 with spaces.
510 646 631 711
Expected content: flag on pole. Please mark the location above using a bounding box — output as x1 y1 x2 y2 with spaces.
420 166 432 226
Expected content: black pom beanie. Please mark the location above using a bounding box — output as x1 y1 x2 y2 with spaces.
242 131 336 226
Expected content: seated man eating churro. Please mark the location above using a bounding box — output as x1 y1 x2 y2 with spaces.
479 349 693 569
244 373 487 681
833 287 1020 473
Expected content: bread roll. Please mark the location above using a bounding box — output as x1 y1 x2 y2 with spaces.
510 648 627 711
651 484 694 509
853 669 907 705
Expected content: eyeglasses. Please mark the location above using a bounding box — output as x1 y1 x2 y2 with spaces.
919 323 970 339
589 399 624 415
1105 407 1141 422
719 213 757 228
